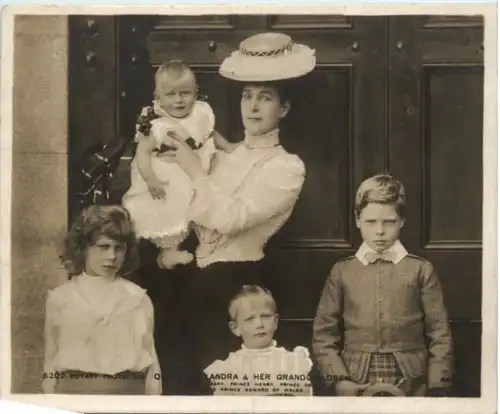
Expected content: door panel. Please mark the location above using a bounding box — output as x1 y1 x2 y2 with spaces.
388 16 483 397
423 66 483 245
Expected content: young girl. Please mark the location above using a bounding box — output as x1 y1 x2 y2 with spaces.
42 205 162 395
204 285 313 396
122 60 237 270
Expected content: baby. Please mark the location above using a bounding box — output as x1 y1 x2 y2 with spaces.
122 60 237 269
204 285 313 396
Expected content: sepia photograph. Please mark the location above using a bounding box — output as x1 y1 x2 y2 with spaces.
0 4 497 414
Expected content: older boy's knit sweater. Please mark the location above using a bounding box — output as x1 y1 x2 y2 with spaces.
313 241 454 389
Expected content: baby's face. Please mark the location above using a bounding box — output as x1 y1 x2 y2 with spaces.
156 71 197 119
230 295 278 350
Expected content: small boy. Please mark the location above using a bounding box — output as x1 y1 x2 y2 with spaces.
204 285 313 396
312 173 454 397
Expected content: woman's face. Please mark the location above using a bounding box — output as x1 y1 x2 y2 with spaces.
240 84 290 136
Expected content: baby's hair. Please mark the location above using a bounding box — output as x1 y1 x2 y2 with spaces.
60 205 139 278
228 284 277 321
355 172 406 218
154 60 197 98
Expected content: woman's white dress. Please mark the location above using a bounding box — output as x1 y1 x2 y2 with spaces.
122 100 216 247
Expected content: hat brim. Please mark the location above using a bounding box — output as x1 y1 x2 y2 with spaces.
219 44 316 82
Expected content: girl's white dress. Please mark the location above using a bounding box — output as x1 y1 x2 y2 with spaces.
123 100 217 247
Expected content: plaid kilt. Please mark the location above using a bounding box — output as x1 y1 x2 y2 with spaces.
366 353 404 385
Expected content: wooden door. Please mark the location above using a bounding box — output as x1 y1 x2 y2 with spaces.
388 16 483 397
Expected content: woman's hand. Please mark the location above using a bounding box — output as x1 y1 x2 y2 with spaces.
158 130 206 180
334 380 370 396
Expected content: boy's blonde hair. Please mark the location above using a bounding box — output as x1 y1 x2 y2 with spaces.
228 285 277 321
154 60 197 98
355 173 406 218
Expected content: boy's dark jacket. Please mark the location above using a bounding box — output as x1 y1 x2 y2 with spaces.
312 253 454 390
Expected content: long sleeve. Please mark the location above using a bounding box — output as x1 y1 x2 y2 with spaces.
189 153 305 236
42 290 59 393
419 261 454 388
312 264 349 385
143 295 162 395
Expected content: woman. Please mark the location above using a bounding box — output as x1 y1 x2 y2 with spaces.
159 32 316 394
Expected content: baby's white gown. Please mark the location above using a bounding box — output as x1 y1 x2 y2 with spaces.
122 100 216 247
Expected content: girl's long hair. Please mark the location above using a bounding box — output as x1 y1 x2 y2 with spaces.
60 205 139 278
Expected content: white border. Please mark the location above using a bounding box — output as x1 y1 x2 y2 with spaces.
0 4 497 414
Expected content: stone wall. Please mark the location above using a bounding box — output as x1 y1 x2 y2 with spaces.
11 15 68 393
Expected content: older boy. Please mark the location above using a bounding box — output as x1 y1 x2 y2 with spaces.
312 173 454 397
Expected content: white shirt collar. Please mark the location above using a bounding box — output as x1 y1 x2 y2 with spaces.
355 240 408 266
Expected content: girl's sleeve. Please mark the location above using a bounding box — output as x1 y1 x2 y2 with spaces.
188 154 305 235
42 290 59 393
143 295 162 395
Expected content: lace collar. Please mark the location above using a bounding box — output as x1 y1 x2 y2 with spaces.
244 129 280 149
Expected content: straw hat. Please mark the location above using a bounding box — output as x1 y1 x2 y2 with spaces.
219 32 316 82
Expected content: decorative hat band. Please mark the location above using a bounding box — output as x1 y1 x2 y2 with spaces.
240 41 293 57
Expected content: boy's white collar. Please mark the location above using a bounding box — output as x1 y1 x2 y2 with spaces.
355 240 408 266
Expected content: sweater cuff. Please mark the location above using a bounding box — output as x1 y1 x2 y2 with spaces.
428 365 453 389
